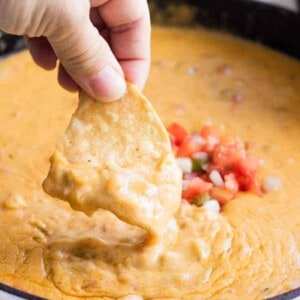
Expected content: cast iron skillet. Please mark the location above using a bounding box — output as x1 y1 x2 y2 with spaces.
0 0 299 299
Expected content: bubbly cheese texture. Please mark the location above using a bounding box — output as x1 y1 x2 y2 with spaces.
42 84 182 236
0 27 299 300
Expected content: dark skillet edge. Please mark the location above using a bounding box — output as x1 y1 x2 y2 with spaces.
196 0 300 60
268 287 300 300
0 32 26 58
1 0 300 60
150 0 300 60
0 282 46 300
0 0 300 299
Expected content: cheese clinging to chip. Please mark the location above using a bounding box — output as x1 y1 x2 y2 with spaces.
43 83 182 235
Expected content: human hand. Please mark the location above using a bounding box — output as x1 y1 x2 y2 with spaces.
0 0 151 101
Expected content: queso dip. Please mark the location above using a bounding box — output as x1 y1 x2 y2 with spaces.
0 27 299 299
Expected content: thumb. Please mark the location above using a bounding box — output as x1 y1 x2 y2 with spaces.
47 6 126 102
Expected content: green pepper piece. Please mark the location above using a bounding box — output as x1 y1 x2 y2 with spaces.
192 193 211 207
192 158 206 172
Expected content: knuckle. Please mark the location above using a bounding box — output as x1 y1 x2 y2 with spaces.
0 0 89 37
0 1 30 34
45 0 90 38
63 39 110 74
59 0 89 26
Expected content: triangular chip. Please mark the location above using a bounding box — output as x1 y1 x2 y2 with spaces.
43 84 182 235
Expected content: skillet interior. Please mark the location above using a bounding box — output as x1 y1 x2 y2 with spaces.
0 1 299 299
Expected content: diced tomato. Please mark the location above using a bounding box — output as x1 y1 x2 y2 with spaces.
237 175 262 195
200 124 222 153
200 124 222 140
182 178 213 201
210 187 235 205
235 174 247 191
168 123 189 146
224 173 239 194
169 121 263 206
177 138 202 157
233 156 259 177
212 137 246 170
202 135 220 153
248 177 263 195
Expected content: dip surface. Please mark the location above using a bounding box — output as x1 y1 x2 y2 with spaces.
0 27 299 299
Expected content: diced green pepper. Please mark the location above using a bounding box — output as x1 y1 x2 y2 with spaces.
192 158 207 172
192 193 211 207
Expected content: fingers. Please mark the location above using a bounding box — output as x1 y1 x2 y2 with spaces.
119 58 150 91
58 63 79 92
46 1 126 102
97 0 151 90
0 0 150 100
25 36 57 70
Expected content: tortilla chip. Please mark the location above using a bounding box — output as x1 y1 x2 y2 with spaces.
43 84 182 235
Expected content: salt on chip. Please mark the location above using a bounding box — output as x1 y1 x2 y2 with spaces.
43 84 182 235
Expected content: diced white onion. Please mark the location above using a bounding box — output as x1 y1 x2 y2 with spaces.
176 158 192 173
209 170 224 187
263 176 282 192
182 179 190 190
203 200 221 214
201 163 209 171
192 151 209 161
191 134 206 146
187 66 198 75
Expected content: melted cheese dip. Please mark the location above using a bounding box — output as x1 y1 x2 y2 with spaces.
0 27 299 299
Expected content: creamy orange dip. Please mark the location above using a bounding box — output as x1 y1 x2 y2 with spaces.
0 27 299 299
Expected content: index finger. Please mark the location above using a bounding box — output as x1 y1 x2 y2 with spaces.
92 0 151 90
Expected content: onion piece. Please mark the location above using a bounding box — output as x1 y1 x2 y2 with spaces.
209 170 224 187
191 134 206 146
193 151 209 161
263 176 282 192
203 200 221 213
176 157 192 173
187 66 198 75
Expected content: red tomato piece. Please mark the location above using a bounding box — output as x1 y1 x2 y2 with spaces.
247 177 263 195
200 124 222 153
182 178 213 200
200 124 222 140
212 137 246 170
237 175 262 195
234 156 259 177
168 123 189 146
201 136 220 153
177 138 202 157
210 187 235 205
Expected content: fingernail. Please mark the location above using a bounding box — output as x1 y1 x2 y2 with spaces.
90 66 126 102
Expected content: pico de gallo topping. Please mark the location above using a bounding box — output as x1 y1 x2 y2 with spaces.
168 122 263 210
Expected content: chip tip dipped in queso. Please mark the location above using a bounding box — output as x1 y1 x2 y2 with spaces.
0 26 299 300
